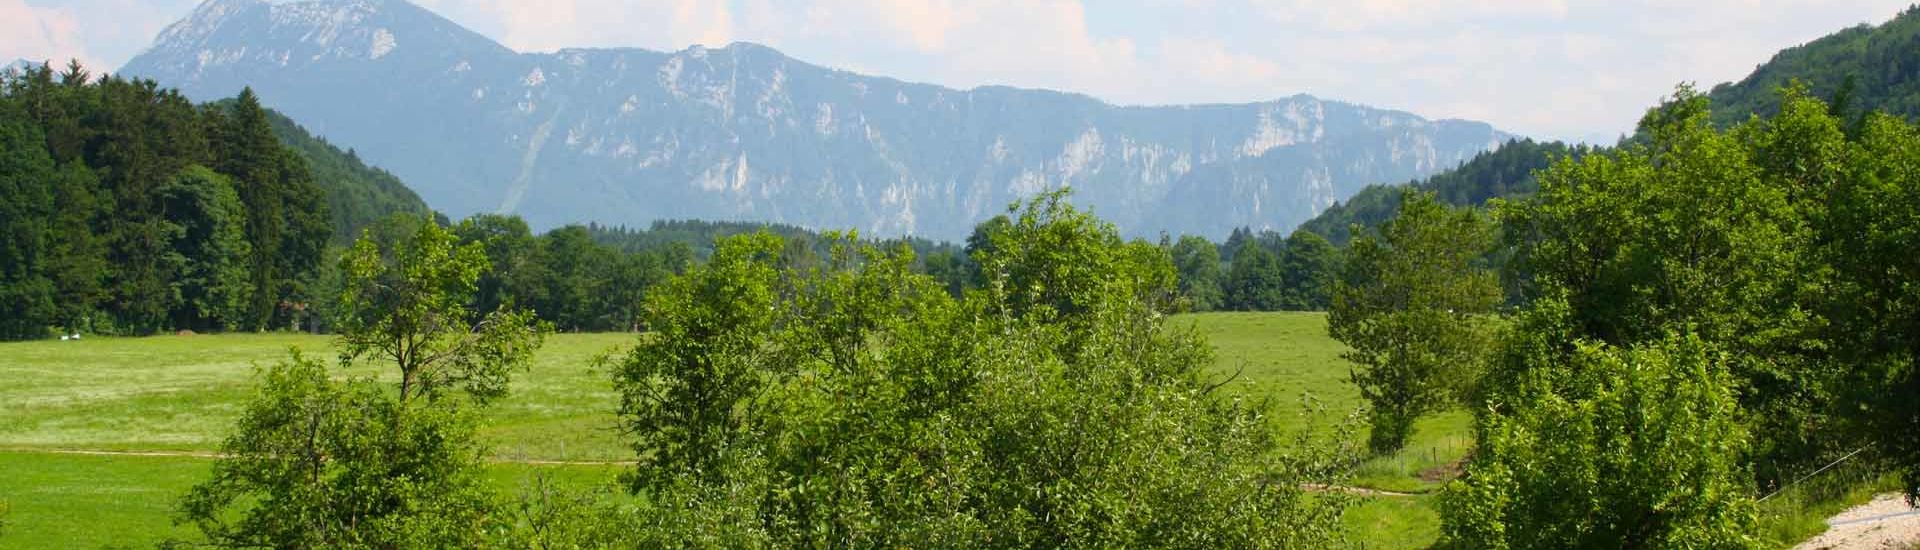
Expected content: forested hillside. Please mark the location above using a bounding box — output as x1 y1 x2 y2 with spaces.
1709 5 1920 127
1296 139 1585 244
260 108 433 242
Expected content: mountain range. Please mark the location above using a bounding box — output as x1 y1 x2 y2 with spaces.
120 0 1506 240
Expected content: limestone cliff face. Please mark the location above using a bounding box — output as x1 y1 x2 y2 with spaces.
125 0 1507 239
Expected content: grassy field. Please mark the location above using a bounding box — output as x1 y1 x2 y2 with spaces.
0 312 1464 548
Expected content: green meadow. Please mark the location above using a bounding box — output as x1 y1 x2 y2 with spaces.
0 313 1503 548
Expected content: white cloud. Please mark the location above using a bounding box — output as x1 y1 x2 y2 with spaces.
0 0 95 67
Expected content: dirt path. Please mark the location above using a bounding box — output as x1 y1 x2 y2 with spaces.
1795 493 1920 550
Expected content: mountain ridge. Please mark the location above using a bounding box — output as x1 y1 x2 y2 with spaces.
123 0 1508 240
1294 6 1920 244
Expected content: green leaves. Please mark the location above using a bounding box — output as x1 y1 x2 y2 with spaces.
179 218 549 547
611 193 1353 547
1442 336 1758 549
1330 190 1501 454
177 352 504 548
336 219 549 405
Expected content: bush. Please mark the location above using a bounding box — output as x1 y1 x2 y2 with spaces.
1441 334 1758 549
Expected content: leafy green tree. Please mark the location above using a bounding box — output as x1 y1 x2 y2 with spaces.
453 214 548 322
614 231 784 490
212 87 331 330
1225 242 1286 311
1171 234 1225 311
158 166 253 331
1823 109 1920 499
1330 190 1500 454
1503 86 1835 484
179 219 549 547
970 191 1181 327
1279 229 1339 311
0 101 58 339
611 193 1353 547
44 163 107 333
333 219 549 404
1442 332 1758 549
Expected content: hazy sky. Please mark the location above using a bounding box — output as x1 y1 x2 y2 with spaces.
3 0 1909 142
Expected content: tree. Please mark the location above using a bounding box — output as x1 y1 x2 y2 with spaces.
453 214 547 323
1502 86 1830 484
158 166 252 331
333 219 549 404
1278 229 1339 311
1171 234 1225 311
1823 109 1920 500
614 231 784 490
0 101 58 339
212 87 331 330
179 219 549 547
1224 242 1286 311
1330 190 1500 454
610 193 1353 546
1442 333 1758 549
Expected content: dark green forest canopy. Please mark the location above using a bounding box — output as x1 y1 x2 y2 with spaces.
1708 5 1920 127
0 63 330 336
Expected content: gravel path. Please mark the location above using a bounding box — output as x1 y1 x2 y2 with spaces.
1796 493 1920 550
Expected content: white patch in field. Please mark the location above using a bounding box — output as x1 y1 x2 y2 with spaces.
620 95 640 115
895 90 909 105
472 87 486 100
452 60 471 72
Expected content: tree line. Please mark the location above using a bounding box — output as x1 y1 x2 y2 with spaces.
0 63 329 337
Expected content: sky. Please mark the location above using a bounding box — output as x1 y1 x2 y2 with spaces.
3 0 1910 142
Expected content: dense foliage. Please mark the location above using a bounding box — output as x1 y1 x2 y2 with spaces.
1444 330 1758 549
0 63 328 337
1435 85 1920 544
1330 191 1501 453
607 192 1354 547
178 220 549 547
